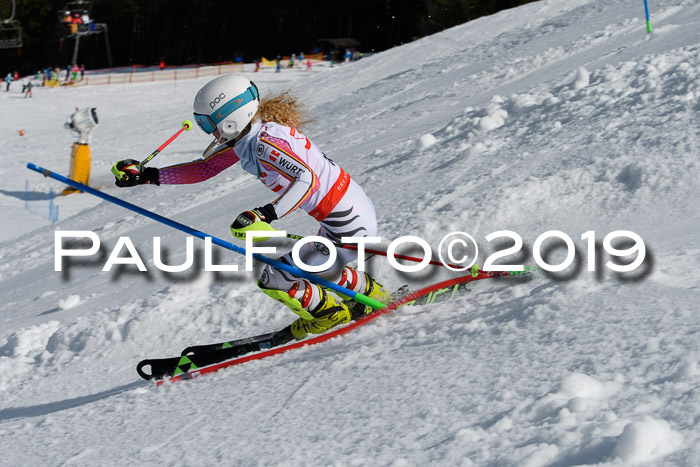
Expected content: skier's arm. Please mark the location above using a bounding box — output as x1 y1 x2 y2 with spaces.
270 169 315 218
260 136 317 218
158 147 240 185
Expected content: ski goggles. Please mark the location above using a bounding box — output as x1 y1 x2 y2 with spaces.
193 82 259 134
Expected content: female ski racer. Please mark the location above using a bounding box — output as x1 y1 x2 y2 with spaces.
112 74 390 340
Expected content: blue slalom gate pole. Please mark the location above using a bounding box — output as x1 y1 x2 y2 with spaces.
644 0 652 33
27 163 385 309
49 189 58 223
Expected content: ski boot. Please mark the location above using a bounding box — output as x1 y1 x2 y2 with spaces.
344 272 392 319
259 280 352 340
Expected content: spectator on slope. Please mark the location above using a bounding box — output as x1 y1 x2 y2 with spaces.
111 74 391 340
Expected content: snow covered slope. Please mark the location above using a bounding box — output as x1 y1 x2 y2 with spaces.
1 0 699 465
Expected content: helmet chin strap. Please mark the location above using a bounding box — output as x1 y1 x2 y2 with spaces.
211 128 232 146
235 122 254 140
207 121 253 154
227 123 253 144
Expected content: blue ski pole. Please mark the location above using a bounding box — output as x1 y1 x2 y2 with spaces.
27 162 386 310
644 0 652 34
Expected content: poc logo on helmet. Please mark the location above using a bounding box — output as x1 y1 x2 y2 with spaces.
209 93 226 109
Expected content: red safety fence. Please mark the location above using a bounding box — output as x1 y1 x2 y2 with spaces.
62 62 245 87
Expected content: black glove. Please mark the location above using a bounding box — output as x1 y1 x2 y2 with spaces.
111 159 160 187
231 203 278 230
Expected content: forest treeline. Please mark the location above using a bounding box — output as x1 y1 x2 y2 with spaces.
1 0 537 74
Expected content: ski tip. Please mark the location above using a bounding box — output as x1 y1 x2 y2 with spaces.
136 359 155 380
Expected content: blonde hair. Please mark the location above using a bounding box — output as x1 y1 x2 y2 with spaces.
254 90 313 130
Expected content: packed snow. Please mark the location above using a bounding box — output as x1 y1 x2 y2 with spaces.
1 0 699 465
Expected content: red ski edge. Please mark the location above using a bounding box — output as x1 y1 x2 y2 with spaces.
157 271 510 386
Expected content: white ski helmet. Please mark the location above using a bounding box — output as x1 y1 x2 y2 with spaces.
192 74 260 142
